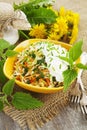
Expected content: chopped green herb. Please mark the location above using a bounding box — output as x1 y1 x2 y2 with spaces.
22 67 29 76
37 56 45 65
59 64 62 69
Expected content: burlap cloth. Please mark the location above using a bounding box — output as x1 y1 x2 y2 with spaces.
0 0 87 130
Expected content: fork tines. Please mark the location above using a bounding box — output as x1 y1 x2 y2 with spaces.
69 83 82 104
70 95 81 104
79 91 87 116
80 105 87 115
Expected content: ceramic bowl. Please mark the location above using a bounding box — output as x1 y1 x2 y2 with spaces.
4 39 73 93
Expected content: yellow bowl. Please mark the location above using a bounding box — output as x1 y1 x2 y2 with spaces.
4 39 73 94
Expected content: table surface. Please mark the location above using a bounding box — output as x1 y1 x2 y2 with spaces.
0 0 87 130
0 105 87 130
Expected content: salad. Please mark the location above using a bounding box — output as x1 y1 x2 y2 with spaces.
13 41 69 88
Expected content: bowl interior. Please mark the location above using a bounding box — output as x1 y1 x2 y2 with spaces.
4 39 73 93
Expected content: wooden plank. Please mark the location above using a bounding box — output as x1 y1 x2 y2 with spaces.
0 112 21 130
0 105 87 130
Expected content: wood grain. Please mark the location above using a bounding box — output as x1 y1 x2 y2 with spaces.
0 0 87 130
0 105 87 130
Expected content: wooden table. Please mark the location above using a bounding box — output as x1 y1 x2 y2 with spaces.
0 105 87 130
0 0 87 129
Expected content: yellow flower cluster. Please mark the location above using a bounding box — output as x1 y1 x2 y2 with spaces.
29 7 79 44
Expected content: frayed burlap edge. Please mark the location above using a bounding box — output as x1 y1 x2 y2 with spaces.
26 90 69 130
3 89 70 130
4 106 27 130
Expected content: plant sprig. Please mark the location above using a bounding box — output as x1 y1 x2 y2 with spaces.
0 39 18 84
59 40 87 91
14 0 57 26
0 79 43 111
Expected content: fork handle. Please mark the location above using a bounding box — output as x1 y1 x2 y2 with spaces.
77 52 87 91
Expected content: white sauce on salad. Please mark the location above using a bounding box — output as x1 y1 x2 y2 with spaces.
35 42 69 82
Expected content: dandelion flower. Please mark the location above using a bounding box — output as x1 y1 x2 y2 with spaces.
56 17 68 36
29 24 47 39
52 23 59 32
73 13 80 25
48 32 60 40
70 25 78 44
28 6 79 44
59 6 66 17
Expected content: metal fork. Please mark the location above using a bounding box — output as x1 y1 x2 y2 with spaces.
74 69 87 117
79 77 87 116
70 52 87 116
69 82 81 104
69 68 87 118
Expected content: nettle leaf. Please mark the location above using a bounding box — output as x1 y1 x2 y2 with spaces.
12 92 43 110
0 60 7 84
63 69 77 91
69 40 83 61
8 44 16 50
2 79 15 96
5 50 18 57
27 7 57 25
76 63 87 70
59 56 73 66
0 100 4 111
0 39 10 50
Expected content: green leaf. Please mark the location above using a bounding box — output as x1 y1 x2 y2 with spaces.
63 69 77 91
29 0 55 7
0 100 4 111
5 50 18 57
14 0 55 10
8 44 16 50
14 1 57 25
69 40 83 61
12 92 43 110
0 39 10 50
2 79 15 96
59 56 73 66
76 63 87 70
0 60 7 84
27 7 57 25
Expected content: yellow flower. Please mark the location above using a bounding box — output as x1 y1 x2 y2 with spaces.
48 32 60 41
56 17 68 36
66 15 74 24
29 24 47 39
49 17 68 40
70 25 78 44
52 23 59 32
73 13 80 25
66 10 74 16
28 6 79 44
59 6 66 17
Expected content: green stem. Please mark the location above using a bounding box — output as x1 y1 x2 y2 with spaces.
4 95 10 106
19 30 29 39
1 54 6 60
14 2 31 10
